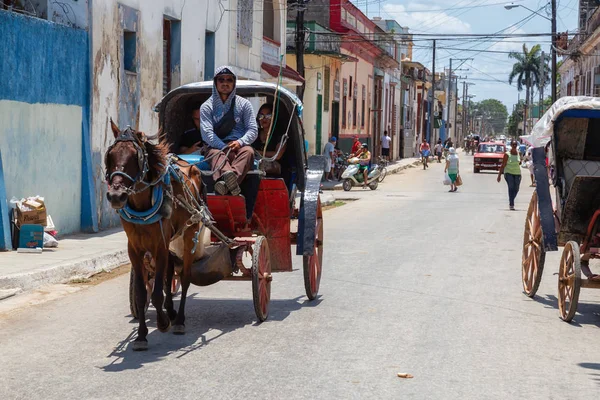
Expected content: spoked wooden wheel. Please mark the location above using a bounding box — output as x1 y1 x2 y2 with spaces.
558 241 582 322
522 192 546 297
303 201 324 301
252 236 272 322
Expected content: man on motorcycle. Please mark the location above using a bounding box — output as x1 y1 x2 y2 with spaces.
357 143 371 189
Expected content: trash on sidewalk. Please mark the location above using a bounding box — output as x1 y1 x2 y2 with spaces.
397 373 414 379
9 196 59 251
10 196 47 226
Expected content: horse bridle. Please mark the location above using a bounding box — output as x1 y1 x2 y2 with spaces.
105 126 150 194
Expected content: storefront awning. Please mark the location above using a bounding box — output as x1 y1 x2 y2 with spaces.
261 63 305 86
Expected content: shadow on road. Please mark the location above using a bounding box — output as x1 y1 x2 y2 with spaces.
532 293 600 327
578 362 600 387
99 295 320 372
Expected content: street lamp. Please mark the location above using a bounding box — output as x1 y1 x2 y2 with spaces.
505 2 557 104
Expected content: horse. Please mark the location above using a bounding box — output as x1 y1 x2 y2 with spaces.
105 119 208 350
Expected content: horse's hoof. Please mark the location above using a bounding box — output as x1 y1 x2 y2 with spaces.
157 320 171 333
132 340 148 351
172 324 185 335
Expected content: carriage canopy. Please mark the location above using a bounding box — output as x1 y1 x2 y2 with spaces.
521 96 600 148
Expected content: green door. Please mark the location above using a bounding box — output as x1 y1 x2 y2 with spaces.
316 94 323 155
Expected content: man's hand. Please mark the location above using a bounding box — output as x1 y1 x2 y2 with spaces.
497 174 501 183
227 141 242 151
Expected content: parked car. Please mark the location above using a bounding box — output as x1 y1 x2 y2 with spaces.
473 142 506 173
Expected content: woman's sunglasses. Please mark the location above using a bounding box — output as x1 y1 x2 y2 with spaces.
258 114 272 121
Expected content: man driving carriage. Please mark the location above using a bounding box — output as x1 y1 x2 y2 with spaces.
200 66 258 196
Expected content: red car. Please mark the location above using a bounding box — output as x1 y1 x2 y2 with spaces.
473 142 506 173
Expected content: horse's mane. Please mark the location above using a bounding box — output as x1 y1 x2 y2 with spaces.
140 131 169 182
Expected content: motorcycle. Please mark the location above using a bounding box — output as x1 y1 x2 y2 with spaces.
341 159 381 191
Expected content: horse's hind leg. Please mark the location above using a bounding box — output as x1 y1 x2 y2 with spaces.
152 249 171 333
164 253 178 322
173 228 195 335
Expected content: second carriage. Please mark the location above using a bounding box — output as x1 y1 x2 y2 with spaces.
521 96 600 321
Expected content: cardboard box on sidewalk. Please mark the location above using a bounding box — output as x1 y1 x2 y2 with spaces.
13 197 47 227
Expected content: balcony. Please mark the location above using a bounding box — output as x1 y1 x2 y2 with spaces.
567 6 600 53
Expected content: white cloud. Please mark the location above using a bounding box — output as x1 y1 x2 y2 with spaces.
382 3 472 34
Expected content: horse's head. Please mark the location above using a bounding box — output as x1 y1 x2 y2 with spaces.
104 119 149 209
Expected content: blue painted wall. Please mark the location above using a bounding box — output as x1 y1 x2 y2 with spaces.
0 11 88 106
0 10 96 243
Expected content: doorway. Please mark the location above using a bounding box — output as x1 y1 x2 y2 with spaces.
316 94 323 155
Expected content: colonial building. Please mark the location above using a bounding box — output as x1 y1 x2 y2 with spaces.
286 21 348 155
559 3 600 97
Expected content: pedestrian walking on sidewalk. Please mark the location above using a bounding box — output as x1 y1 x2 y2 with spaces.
323 136 336 181
444 147 460 192
381 130 391 161
497 140 522 210
433 139 443 163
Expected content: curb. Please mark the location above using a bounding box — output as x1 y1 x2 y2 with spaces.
322 159 422 191
0 249 129 292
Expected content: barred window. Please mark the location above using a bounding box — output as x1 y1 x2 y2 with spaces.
237 0 254 46
324 67 330 112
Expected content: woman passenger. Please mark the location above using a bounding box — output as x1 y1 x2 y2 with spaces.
253 103 287 175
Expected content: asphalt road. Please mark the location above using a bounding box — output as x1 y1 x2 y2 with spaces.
2 153 600 400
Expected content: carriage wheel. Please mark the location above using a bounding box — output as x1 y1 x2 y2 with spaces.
522 192 546 297
304 202 323 301
129 268 153 319
558 241 582 322
252 236 272 322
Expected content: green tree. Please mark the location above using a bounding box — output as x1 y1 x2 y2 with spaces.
473 99 508 134
508 44 546 133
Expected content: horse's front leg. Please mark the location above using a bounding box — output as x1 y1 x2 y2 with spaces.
152 248 171 333
130 250 149 351
164 253 178 322
172 227 196 335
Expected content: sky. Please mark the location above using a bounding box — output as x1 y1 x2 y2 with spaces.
352 0 579 113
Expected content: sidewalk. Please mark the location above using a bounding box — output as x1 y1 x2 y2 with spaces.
0 193 337 298
0 227 129 297
321 157 422 190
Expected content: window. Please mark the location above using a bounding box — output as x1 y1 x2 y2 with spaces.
237 0 254 46
205 31 216 80
594 67 600 96
263 0 275 40
353 93 357 127
361 85 366 128
163 18 181 96
587 71 592 96
124 31 137 73
349 76 353 98
324 67 330 112
342 95 347 129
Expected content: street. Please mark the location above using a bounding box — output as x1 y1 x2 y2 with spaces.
1 154 600 400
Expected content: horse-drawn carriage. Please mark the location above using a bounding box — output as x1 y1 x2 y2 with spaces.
105 81 325 350
521 96 600 321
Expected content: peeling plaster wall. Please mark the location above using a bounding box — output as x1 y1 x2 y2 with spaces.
91 0 264 229
0 11 88 235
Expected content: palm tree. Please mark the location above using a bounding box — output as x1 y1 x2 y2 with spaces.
508 44 545 133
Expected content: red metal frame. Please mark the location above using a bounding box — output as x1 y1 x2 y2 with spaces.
581 209 600 257
205 179 292 272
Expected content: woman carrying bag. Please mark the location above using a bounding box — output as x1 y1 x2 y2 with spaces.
444 147 460 192
497 140 522 210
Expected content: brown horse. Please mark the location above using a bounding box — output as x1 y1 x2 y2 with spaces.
105 119 207 350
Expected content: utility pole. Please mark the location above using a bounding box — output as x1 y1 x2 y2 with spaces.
454 76 460 143
462 81 467 139
428 39 436 144
551 0 557 103
445 58 472 142
294 0 309 101
540 51 545 116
